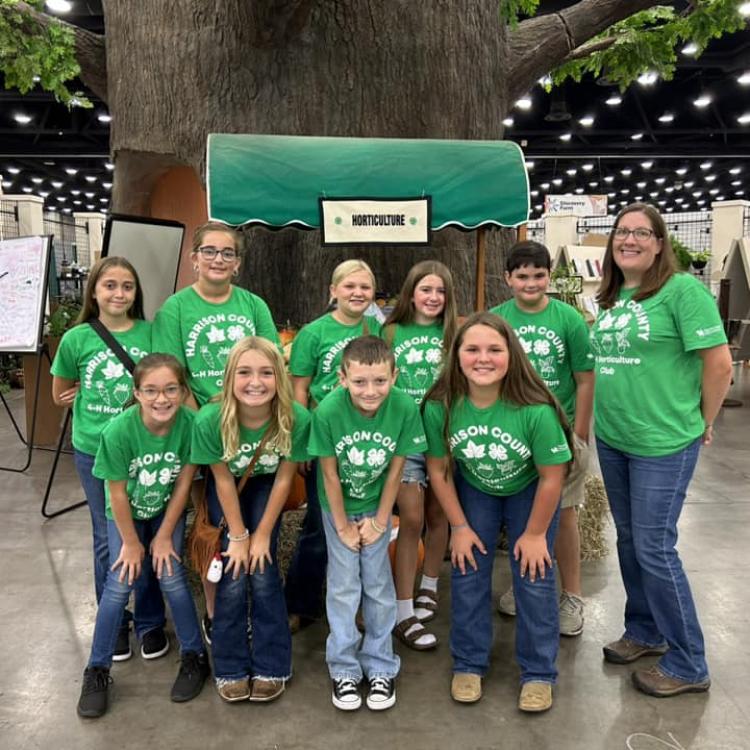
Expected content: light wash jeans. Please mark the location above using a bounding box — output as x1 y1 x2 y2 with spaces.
321 510 400 681
597 437 708 682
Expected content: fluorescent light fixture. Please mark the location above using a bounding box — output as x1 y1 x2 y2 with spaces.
740 2 750 16
620 168 632 176
738 113 750 125
32 75 41 83
681 42 699 56
7 167 20 175
705 175 716 182
607 192 616 198
85 176 97 183
738 71 750 85
86 204 95 210
85 191 95 198
635 195 644 201
709 188 719 195
566 168 577 176
637 181 646 188
56 196 67 202
696 200 705 205
51 180 63 188
31 177 43 184
100 198 109 203
1 181 12 189
631 132 644 141
103 181 112 189
525 160 535 170
559 133 572 141
658 113 674 123
98 113 112 123
715 195 725 201
530 190 539 197
735 189 745 196
692 191 703 197
620 188 630 195
649 192 658 198
46 0 72 12
675 167 688 175
604 176 614 183
638 71 658 86
13 113 32 125
684 181 695 188
39 191 50 198
729 167 742 175
541 182 550 189
579 115 595 127
693 94 712 108
73 200 82 206
64 168 78 175
675 197 684 203
666 207 674 212
732 180 742 186
665 186 674 193
104 162 114 170
552 178 563 186
70 189 81 195
22 186 32 193
700 161 713 170
589 181 599 187
655 177 666 184
582 163 594 171
641 161 654 169
515 96 532 110
575 187 584 194
502 117 514 127
605 95 622 106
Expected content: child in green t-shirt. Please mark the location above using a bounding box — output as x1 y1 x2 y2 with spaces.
285 260 382 631
190 336 310 704
77 355 209 719
423 313 572 712
383 260 457 650
490 241 594 637
51 256 164 662
309 336 427 712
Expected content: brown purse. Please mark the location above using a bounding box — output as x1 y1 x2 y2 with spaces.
186 433 271 580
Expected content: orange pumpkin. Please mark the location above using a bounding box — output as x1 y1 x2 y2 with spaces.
283 472 307 512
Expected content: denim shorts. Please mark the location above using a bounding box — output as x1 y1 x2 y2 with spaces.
401 453 428 488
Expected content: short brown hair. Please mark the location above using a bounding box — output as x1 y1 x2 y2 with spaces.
341 335 395 373
191 221 244 255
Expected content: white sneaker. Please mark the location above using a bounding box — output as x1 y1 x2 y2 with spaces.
559 591 584 636
496 587 516 616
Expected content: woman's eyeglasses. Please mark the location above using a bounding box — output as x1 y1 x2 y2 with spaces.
613 227 657 241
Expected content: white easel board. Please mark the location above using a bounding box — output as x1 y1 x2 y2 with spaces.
0 235 52 353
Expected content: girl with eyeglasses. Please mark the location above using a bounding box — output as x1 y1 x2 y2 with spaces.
76 354 209 718
592 202 733 697
153 222 281 639
52 256 166 663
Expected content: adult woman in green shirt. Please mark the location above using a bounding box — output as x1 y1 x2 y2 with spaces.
591 203 732 698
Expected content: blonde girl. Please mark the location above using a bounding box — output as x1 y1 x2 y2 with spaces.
384 261 457 650
423 312 572 713
153 221 280 637
191 337 311 703
77 354 208 718
285 259 380 630
52 257 165 662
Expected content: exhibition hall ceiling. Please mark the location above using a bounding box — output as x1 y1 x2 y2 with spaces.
1 1 748 220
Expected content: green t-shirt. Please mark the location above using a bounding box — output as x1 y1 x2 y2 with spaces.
590 273 726 456
152 285 280 406
289 313 383 407
390 321 444 405
93 405 194 520
50 320 152 455
490 297 594 422
191 400 311 476
308 386 427 514
423 396 571 496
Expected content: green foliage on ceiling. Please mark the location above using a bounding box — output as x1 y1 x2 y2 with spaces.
551 1 747 90
0 0 90 107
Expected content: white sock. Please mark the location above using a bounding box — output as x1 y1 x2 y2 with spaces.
397 599 415 624
419 574 439 592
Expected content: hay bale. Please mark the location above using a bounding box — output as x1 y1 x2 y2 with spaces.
278 507 305 581
579 473 610 561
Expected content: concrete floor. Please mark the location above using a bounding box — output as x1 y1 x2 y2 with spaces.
1 370 749 750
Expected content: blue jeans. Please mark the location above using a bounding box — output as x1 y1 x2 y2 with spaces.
207 472 291 681
322 510 400 681
284 461 327 618
597 437 708 682
74 449 165 637
88 514 203 667
452 471 560 684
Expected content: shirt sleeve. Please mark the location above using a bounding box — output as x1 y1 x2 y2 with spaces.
567 308 595 372
93 421 131 481
528 405 572 466
50 328 81 379
251 295 281 347
422 400 448 458
152 297 189 368
289 324 318 377
308 406 336 458
671 275 727 352
289 404 311 463
396 398 427 456
189 407 225 466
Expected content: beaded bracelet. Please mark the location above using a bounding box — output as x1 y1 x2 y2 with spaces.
227 528 250 543
370 517 386 534
450 523 468 530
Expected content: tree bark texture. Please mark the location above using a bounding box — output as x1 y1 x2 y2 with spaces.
99 0 661 323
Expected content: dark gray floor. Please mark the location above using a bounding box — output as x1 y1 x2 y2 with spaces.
1 370 749 750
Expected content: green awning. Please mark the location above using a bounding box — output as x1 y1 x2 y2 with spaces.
207 134 529 230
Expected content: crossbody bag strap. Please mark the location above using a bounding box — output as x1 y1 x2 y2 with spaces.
88 318 137 374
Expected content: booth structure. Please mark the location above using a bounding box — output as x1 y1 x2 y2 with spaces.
206 134 530 309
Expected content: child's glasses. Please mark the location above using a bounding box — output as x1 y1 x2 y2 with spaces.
137 385 183 401
197 246 238 261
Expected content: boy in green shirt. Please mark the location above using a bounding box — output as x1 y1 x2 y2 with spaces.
309 336 427 712
490 241 594 637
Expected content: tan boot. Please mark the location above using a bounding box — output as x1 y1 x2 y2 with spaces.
451 673 482 703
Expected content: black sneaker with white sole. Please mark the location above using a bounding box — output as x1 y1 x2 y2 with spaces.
170 651 210 702
77 666 113 718
366 676 396 710
332 677 362 711
141 627 170 660
112 624 132 662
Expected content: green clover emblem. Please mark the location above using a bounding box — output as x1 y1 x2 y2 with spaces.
409 217 418 225
334 216 343 225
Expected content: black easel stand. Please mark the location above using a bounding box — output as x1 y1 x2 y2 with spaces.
0 345 48 473
40 408 84 518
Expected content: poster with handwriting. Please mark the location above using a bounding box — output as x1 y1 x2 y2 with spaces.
0 236 52 353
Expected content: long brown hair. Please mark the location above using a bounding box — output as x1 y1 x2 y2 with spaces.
423 312 572 474
385 260 457 352
216 336 294 461
76 256 145 324
596 202 676 310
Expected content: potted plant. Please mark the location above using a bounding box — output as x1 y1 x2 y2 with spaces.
670 235 693 271
690 248 711 270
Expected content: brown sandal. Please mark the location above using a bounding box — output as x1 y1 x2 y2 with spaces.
393 616 439 651
414 588 439 622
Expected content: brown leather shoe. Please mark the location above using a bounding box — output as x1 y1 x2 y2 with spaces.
632 665 710 697
249 678 285 702
603 637 669 665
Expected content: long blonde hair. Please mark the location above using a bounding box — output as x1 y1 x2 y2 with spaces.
217 337 295 462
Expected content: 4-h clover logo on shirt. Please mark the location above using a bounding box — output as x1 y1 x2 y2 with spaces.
488 443 508 461
227 324 245 342
158 467 173 486
533 339 550 356
425 348 441 365
259 453 280 469
367 448 386 467
405 348 424 365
